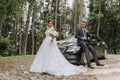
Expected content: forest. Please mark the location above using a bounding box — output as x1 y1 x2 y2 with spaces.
0 0 120 56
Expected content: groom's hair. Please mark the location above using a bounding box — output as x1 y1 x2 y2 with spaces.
82 21 86 23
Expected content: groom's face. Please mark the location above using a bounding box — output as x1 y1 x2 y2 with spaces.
81 22 86 28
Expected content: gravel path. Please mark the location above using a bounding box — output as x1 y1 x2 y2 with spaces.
0 54 120 80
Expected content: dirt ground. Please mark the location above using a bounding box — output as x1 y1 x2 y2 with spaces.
0 54 120 80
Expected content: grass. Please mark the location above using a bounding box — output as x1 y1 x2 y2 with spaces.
0 55 34 61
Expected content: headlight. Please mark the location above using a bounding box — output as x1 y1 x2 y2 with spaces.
97 43 100 46
102 42 105 45
67 46 80 53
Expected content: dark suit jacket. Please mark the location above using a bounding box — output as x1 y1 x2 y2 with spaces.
75 28 91 45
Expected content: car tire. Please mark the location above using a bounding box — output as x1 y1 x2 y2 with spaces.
103 49 108 59
80 53 87 64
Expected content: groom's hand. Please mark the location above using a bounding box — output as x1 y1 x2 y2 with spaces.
84 28 88 33
82 37 87 40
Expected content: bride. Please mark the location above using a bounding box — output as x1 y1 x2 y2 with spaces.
30 20 87 76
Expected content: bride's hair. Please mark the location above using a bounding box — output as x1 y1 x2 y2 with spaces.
47 19 53 24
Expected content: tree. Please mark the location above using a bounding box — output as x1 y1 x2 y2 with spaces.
88 0 120 54
0 0 25 55
23 0 35 54
31 1 38 55
54 0 59 29
73 0 84 35
0 0 88 55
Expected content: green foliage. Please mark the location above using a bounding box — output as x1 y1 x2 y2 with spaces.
0 0 76 55
88 0 120 54
0 0 22 21
0 36 14 56
0 54 33 60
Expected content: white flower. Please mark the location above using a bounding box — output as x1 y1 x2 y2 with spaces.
53 31 59 37
50 30 59 42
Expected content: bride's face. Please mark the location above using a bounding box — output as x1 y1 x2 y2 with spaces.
48 22 53 28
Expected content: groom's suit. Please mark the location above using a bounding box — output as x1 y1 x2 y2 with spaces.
75 28 100 66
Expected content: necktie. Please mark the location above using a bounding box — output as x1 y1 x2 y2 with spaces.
83 30 87 37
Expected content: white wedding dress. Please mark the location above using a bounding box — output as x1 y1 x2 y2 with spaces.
30 27 87 76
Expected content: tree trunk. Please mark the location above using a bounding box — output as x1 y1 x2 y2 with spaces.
60 15 62 39
0 21 2 35
64 14 67 37
19 17 22 55
74 0 78 35
79 0 84 26
37 0 43 47
55 0 58 29
13 16 19 55
31 9 35 55
97 2 101 36
109 38 112 53
23 3 32 54
65 0 67 37
15 16 19 55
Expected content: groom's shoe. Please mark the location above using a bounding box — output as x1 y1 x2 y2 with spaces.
96 63 104 66
88 65 95 69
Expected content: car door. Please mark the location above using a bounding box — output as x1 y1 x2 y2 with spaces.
90 35 105 58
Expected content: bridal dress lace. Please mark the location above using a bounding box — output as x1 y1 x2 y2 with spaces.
30 27 87 76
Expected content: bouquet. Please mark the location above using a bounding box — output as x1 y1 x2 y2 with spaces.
50 30 59 42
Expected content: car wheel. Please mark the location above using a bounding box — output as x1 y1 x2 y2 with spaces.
103 49 108 59
80 53 87 64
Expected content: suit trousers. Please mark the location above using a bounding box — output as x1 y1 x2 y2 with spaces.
79 41 100 65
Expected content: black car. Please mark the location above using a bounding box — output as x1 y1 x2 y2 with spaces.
57 34 108 64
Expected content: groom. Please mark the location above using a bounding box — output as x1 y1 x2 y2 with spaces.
75 21 104 69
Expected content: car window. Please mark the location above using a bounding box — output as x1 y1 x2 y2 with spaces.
91 35 102 42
